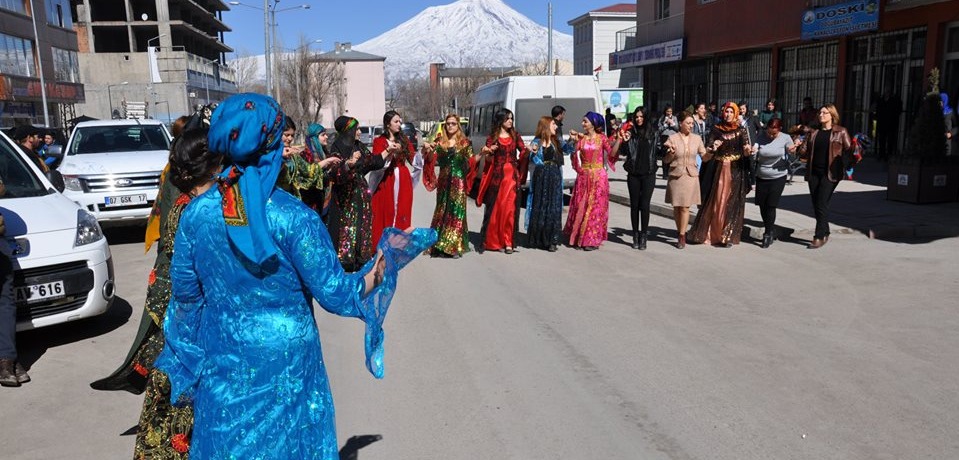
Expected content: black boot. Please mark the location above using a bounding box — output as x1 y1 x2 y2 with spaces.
631 231 640 249
761 233 773 248
639 231 648 250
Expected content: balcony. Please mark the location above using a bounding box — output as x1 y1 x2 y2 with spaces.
631 14 684 50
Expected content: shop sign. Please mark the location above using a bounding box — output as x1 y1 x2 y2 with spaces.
609 38 684 70
0 102 36 117
801 0 879 40
0 76 86 103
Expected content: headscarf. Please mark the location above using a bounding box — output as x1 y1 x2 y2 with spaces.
942 93 954 116
330 116 360 158
207 93 286 268
306 123 327 161
716 101 741 132
584 111 605 133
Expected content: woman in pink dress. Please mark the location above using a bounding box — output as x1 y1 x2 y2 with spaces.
563 112 620 250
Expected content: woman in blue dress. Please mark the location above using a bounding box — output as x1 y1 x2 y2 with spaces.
156 94 435 459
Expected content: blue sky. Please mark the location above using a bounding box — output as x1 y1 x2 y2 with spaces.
222 0 583 57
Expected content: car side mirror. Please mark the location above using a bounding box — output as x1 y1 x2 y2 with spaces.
44 145 64 169
46 170 65 193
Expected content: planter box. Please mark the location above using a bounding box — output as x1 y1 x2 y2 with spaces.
887 158 959 203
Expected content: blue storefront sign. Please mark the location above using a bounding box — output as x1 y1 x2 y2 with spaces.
801 0 880 40
609 38 684 70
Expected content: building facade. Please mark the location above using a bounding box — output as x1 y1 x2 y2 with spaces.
569 3 639 90
0 0 85 128
71 0 237 122
610 0 959 156
313 43 385 128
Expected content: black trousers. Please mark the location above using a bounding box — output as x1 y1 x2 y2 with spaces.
626 173 656 233
807 173 838 240
754 176 787 235
0 254 16 360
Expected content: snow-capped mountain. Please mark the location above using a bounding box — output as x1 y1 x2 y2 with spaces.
355 0 573 81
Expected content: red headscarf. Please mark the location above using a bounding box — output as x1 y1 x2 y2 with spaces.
716 102 741 133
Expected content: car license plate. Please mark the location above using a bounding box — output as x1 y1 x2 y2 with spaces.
104 194 147 207
15 281 66 304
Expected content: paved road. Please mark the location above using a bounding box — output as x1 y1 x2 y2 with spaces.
3 187 957 459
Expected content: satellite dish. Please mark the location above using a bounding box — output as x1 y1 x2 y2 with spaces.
141 13 148 21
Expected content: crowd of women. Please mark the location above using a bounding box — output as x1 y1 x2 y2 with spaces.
416 98 855 256
86 90 857 458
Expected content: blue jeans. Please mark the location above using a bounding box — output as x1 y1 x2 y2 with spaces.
0 254 16 360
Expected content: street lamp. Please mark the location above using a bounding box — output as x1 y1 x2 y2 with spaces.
228 1 310 99
107 82 129 119
28 0 49 127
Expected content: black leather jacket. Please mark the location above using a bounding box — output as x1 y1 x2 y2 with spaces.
619 127 658 175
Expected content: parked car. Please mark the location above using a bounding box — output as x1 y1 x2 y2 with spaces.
0 130 115 331
58 120 172 224
359 125 384 146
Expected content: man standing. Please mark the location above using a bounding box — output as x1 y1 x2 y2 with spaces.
0 177 30 387
875 89 903 160
12 126 46 173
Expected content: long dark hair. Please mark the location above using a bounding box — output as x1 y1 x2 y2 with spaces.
631 107 652 138
382 109 410 154
489 108 516 140
168 128 222 194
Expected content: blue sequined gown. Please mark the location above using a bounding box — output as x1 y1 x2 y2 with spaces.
156 188 416 459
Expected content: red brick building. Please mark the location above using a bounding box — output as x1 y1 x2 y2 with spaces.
610 0 959 153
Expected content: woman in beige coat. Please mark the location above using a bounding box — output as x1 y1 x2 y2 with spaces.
663 112 710 248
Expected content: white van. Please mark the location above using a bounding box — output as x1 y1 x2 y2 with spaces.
468 75 603 189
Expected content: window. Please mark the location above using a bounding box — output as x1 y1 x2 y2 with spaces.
52 47 79 83
655 0 670 20
0 0 26 14
71 125 172 155
46 0 73 29
0 135 49 199
514 98 594 137
0 33 36 77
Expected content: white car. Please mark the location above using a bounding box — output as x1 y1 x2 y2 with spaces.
59 119 172 224
0 132 115 331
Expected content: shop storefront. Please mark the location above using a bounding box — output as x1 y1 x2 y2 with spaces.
0 75 85 128
843 27 927 154
943 22 959 107
713 51 771 115
776 41 839 127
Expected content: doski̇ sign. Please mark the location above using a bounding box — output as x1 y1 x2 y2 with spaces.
801 0 879 40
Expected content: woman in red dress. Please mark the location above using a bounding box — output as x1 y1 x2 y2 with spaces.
371 110 417 245
477 108 529 254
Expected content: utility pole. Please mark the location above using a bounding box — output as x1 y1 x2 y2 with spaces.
548 2 554 76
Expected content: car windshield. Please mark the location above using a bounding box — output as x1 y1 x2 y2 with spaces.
0 138 50 198
70 125 171 155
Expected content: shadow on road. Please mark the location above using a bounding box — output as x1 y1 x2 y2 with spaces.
339 434 382 460
16 296 134 369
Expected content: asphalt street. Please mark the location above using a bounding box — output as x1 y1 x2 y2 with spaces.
2 185 958 460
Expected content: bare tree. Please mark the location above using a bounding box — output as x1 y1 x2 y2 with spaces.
232 50 263 94
307 59 344 124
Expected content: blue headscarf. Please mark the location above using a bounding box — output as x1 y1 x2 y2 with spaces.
306 123 327 161
207 93 286 268
942 93 954 116
585 111 605 132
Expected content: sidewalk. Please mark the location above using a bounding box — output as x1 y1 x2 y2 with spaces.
605 157 959 241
